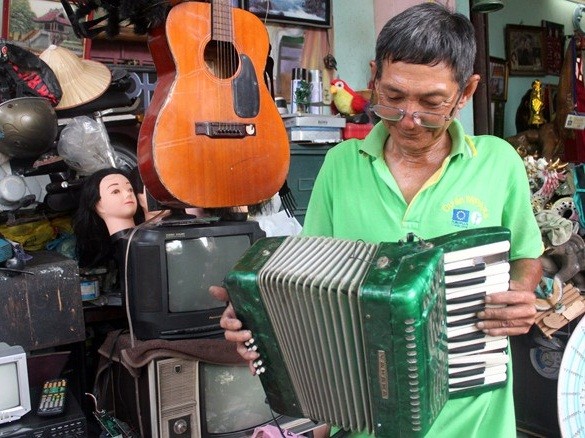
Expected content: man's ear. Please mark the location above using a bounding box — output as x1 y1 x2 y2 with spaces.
458 74 481 108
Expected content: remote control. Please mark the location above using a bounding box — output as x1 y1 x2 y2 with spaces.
37 378 67 417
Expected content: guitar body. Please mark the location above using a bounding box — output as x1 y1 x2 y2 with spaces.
145 1 289 208
137 25 178 206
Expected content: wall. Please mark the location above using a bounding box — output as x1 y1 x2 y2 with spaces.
331 0 580 138
487 0 576 137
332 0 474 133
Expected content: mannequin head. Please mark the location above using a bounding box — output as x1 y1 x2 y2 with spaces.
73 167 140 268
95 172 137 235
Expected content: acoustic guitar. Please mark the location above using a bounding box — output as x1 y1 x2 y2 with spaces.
138 0 290 208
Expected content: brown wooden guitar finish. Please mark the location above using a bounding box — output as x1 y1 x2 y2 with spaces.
140 0 289 208
137 25 178 206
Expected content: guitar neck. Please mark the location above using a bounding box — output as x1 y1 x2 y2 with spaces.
212 0 234 42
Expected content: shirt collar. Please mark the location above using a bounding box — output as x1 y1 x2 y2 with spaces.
359 119 477 160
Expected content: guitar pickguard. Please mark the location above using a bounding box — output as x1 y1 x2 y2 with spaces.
232 54 260 118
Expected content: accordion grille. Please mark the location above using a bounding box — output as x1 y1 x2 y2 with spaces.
258 236 377 432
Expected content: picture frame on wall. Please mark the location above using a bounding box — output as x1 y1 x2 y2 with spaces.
243 0 331 28
489 57 508 102
1 0 83 55
505 24 547 76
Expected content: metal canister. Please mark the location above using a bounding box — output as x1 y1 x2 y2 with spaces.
309 69 323 114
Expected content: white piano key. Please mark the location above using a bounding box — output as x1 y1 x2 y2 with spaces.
444 240 511 264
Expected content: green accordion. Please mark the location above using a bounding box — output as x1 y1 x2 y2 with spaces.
225 227 511 437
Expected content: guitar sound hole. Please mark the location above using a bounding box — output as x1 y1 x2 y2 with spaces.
204 40 240 79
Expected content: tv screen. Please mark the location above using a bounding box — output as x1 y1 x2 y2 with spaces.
123 220 265 340
0 363 20 411
166 235 251 313
0 343 30 424
200 363 275 435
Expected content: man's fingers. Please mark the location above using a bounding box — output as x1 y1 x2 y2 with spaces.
209 285 229 302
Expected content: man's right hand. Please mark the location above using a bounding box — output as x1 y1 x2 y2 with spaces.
209 285 260 373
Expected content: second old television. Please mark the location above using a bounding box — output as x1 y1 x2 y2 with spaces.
0 343 30 425
122 220 265 340
146 357 320 438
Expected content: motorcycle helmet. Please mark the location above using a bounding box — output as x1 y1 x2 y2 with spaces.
0 97 58 158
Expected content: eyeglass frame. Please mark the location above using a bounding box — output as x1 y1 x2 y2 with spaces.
372 91 463 129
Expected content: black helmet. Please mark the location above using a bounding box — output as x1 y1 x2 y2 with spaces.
0 97 58 158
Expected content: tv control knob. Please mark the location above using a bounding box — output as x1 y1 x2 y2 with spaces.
173 418 189 435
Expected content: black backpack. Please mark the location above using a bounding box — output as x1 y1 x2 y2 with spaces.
0 42 62 106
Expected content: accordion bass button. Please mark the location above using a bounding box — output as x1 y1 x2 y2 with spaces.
255 366 266 375
245 338 258 351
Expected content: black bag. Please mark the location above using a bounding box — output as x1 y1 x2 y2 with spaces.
0 43 62 106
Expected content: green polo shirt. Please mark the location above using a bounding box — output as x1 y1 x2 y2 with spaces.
302 120 543 437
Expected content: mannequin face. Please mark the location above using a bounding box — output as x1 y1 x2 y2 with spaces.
95 173 137 221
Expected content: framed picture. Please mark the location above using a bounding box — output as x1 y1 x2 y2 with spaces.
505 24 547 76
542 20 564 76
489 57 508 102
243 0 331 28
1 0 83 55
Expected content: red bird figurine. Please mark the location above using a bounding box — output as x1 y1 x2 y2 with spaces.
330 78 369 116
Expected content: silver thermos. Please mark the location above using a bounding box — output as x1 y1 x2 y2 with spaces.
309 69 323 114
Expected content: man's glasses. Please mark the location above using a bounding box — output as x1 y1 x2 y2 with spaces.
372 92 462 129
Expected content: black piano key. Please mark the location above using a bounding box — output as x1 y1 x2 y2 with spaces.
447 303 484 316
446 291 486 305
446 276 487 289
448 330 486 343
449 376 488 389
445 262 486 276
447 316 480 327
449 366 486 378
449 372 507 390
449 342 506 355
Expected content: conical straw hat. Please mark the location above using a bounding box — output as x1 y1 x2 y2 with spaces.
39 45 111 110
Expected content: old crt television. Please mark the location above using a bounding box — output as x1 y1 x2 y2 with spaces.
147 357 319 438
123 220 265 340
0 343 31 424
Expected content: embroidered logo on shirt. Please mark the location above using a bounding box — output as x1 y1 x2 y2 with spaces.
451 209 483 228
452 209 469 226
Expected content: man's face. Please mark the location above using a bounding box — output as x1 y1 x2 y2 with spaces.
373 60 463 151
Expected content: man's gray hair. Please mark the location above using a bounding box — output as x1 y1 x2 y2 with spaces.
375 2 476 89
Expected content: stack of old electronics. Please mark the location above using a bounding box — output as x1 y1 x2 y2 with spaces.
283 114 346 143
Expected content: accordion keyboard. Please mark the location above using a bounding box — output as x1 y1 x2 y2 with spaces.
443 239 511 395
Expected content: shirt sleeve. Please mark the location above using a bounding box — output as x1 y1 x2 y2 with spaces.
502 151 544 261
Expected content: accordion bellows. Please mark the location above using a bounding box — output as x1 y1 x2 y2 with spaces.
225 227 511 437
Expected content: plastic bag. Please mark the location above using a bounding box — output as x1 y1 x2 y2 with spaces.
249 195 302 237
57 116 117 175
0 218 56 251
251 425 306 438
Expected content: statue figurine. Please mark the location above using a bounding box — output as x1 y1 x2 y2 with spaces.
529 79 546 127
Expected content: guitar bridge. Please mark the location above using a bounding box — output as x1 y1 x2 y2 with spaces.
195 122 256 138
